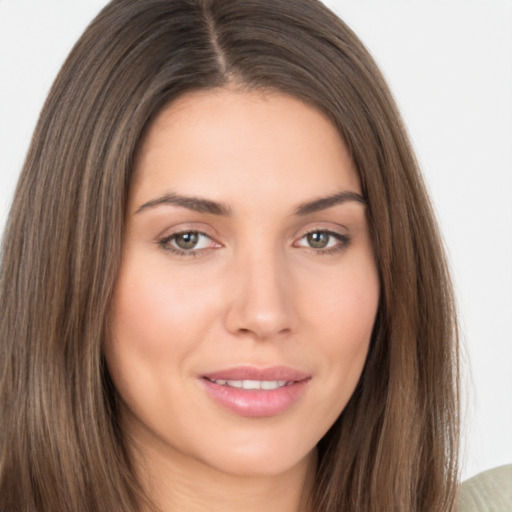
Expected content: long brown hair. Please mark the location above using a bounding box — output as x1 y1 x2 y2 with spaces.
0 1 459 510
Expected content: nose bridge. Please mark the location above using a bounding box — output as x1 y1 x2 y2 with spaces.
224 235 295 339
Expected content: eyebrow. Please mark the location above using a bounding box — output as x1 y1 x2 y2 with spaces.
294 191 366 215
135 193 231 216
135 190 366 216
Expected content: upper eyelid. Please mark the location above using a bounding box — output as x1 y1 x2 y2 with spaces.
160 230 218 246
295 225 349 240
156 223 220 241
163 228 211 237
300 227 346 236
295 229 349 244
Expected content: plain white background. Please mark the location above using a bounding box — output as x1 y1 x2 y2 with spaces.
0 0 511 481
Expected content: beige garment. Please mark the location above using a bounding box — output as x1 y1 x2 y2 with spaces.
458 464 512 511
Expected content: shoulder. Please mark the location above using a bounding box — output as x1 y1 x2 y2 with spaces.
458 464 512 512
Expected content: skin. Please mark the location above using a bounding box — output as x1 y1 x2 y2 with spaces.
107 88 380 512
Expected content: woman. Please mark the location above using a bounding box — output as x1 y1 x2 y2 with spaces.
0 1 459 511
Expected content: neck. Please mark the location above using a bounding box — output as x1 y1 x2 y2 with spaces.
131 437 317 512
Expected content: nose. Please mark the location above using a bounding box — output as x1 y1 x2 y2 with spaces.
223 248 296 341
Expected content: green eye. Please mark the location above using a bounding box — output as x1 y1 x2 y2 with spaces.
306 231 330 249
158 230 221 256
296 229 350 254
174 232 199 250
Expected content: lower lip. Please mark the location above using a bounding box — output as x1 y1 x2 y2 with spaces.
201 379 309 417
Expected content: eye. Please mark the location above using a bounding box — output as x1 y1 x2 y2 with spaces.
305 231 331 249
295 230 349 253
158 230 219 255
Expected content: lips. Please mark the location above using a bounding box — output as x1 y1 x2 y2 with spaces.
206 379 289 390
200 366 311 417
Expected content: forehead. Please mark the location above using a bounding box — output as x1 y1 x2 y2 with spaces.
131 87 361 210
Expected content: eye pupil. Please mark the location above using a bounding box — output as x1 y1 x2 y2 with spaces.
175 232 199 250
307 231 329 249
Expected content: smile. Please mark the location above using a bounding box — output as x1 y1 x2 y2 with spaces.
201 366 310 417
206 379 291 390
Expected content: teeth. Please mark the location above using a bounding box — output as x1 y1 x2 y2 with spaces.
261 380 287 390
211 379 289 390
240 380 260 389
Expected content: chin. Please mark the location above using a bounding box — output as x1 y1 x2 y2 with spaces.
192 435 317 479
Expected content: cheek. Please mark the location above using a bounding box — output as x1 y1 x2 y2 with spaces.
109 260 217 359
105 259 219 425
335 268 378 360
307 253 379 343
302 253 379 398
105 264 212 418
108 276 177 368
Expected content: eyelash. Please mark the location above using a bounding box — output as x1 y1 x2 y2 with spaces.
157 229 350 257
158 230 217 257
296 229 350 255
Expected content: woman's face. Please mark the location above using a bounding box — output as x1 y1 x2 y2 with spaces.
107 88 379 478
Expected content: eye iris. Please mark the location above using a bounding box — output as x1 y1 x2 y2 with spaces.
175 232 199 250
307 231 329 249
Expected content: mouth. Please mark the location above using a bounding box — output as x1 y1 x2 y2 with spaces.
204 378 292 390
200 366 310 417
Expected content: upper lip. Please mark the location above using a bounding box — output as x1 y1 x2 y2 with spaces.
202 366 311 382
